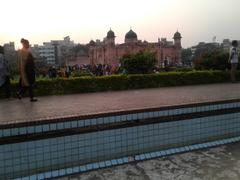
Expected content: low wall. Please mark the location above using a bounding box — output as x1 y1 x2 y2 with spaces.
0 99 240 179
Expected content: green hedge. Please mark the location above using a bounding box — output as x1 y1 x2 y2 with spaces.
0 71 239 98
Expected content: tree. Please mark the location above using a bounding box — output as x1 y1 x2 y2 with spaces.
120 51 157 74
181 48 192 66
194 50 236 70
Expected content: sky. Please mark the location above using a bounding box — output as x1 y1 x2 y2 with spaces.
0 0 239 48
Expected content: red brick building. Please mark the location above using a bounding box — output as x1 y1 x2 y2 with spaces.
89 29 182 67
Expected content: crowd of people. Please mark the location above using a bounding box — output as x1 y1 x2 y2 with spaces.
0 39 239 101
46 63 120 79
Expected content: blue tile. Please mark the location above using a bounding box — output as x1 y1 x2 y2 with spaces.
162 110 168 116
150 152 157 158
123 157 129 163
71 121 78 128
84 118 91 126
86 164 92 170
137 113 144 119
109 116 115 123
57 123 64 130
168 109 174 115
42 124 50 132
99 161 106 168
175 148 181 153
212 141 218 146
3 129 11 136
156 151 161 157
189 146 195 151
52 170 59 177
165 150 172 155
29 175 37 180
22 177 29 180
145 153 151 159
205 142 212 147
44 171 52 179
73 166 80 173
117 158 124 164
140 154 146 160
103 117 109 124
219 140 225 145
93 163 100 169
11 128 19 136
127 114 132 121
153 111 158 118
35 126 42 133
121 115 127 121
143 112 148 119
116 116 121 122
149 111 155 118
50 123 57 130
111 159 118 165
64 122 71 129
97 118 104 124
171 149 177 154
106 160 112 167
66 167 73 174
133 114 138 120
135 155 140 161
37 173 45 180
90 118 97 125
78 120 84 127
59 169 66 176
161 151 166 156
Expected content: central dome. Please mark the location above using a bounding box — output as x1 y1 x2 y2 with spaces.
107 29 115 39
89 40 96 46
173 31 182 39
125 29 137 39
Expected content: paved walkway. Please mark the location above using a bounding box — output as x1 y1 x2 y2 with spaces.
59 142 240 180
0 83 239 125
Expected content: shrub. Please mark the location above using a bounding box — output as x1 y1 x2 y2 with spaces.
71 71 92 77
120 51 157 74
1 70 238 98
194 51 235 70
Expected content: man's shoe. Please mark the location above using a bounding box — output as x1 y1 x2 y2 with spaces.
16 92 22 100
30 98 38 102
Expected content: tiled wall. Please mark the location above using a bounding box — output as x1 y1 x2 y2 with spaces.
0 102 240 179
0 102 239 138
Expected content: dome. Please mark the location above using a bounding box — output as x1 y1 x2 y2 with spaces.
173 31 182 39
89 40 96 46
107 29 115 39
125 29 137 39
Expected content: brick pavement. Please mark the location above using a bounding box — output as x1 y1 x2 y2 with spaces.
0 83 239 125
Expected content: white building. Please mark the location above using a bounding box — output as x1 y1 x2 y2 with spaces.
3 42 15 52
33 43 55 65
32 36 75 66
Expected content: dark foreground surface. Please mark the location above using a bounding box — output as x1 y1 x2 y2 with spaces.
58 142 240 180
0 83 239 124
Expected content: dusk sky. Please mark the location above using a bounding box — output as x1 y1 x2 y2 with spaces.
1 0 239 48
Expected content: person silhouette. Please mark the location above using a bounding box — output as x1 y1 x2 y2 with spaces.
0 46 11 98
229 40 239 83
17 38 38 102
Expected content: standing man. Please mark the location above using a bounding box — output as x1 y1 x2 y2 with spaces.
0 46 11 98
17 38 37 102
229 40 239 83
